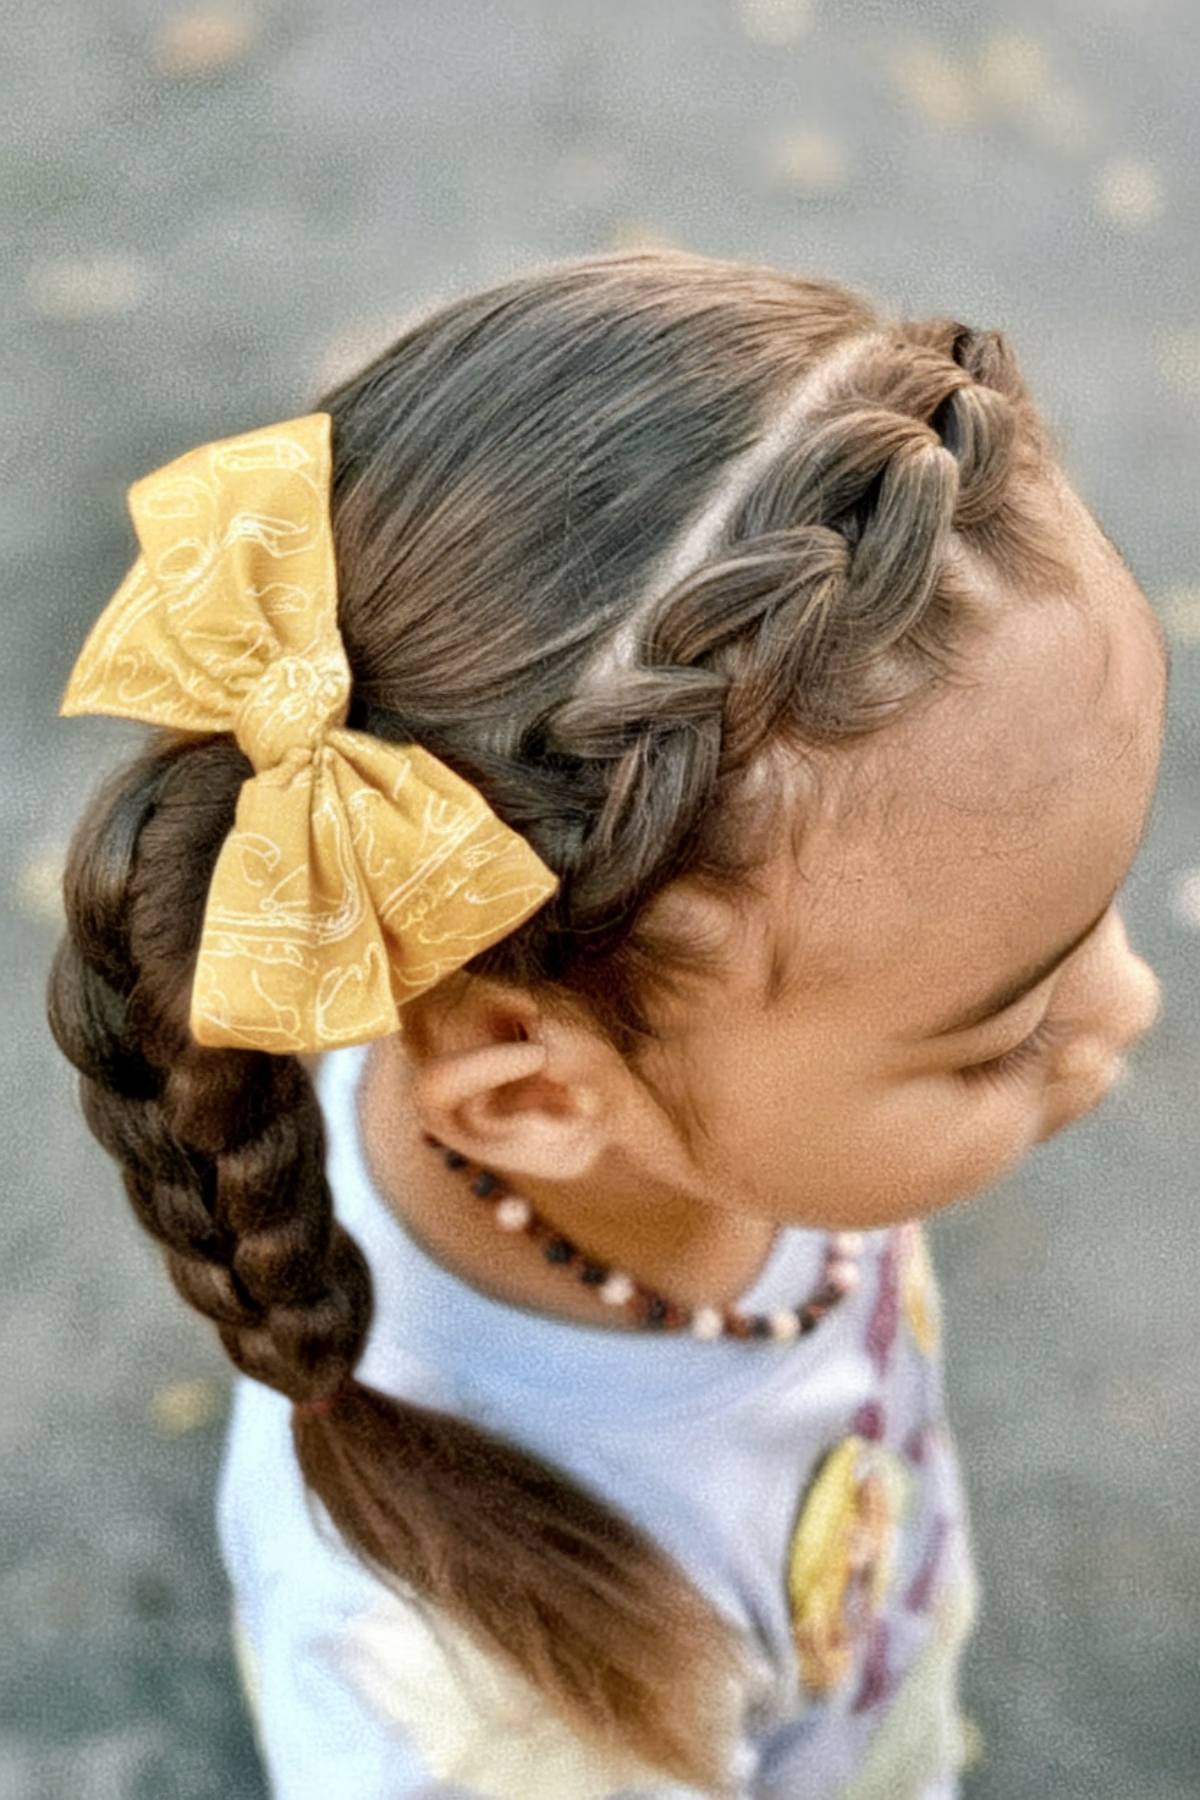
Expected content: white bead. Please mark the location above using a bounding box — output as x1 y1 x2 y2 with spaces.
825 1257 862 1295
599 1271 634 1305
832 1231 864 1256
494 1196 531 1231
768 1309 800 1340
690 1306 725 1340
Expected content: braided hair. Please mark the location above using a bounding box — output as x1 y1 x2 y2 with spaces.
48 248 1078 1794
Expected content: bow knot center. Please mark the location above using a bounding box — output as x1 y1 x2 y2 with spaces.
233 651 349 771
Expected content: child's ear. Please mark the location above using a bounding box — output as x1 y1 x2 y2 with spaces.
405 993 616 1181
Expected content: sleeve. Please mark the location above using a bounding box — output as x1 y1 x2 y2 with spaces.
217 1377 459 1797
216 1377 712 1799
236 1575 728 1799
238 1596 478 1798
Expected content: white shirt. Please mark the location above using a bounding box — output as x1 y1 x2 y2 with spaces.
216 1043 981 1798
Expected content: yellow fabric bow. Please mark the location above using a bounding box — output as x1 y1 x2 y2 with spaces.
58 412 560 1053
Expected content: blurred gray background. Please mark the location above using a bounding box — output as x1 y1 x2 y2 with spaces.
5 1 1198 1795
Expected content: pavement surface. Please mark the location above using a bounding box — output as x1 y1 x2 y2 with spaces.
4 2 1199 1796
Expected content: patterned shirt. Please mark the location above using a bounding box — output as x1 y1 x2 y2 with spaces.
216 1042 981 1798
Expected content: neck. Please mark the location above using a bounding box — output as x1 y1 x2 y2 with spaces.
357 1040 780 1316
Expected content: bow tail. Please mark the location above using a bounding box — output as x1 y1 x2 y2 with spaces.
189 758 401 1052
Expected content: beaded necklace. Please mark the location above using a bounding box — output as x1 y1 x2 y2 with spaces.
422 1133 864 1342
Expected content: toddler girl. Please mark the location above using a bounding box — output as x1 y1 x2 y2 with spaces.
51 248 1168 1799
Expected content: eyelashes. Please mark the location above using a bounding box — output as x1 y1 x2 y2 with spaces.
957 1013 1068 1092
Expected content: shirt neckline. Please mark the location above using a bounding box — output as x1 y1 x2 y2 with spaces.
317 1042 867 1415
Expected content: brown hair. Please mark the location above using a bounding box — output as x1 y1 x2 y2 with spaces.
48 248 1080 1793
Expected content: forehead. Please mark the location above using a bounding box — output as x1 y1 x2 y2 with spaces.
769 557 1168 1041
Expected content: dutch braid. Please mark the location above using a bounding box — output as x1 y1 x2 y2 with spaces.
531 319 1060 941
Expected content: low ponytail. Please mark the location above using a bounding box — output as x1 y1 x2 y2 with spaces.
47 733 757 1796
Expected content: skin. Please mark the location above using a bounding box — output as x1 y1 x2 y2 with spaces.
353 489 1169 1330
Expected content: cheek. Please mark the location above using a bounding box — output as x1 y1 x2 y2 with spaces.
711 1063 1044 1230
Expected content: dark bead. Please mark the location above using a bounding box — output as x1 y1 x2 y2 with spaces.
544 1236 574 1264
579 1261 608 1285
815 1282 843 1307
645 1296 669 1327
750 1315 773 1337
470 1170 499 1197
444 1150 468 1170
798 1307 821 1334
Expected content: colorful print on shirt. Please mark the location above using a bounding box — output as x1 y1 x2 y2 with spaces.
785 1434 912 1707
898 1221 941 1359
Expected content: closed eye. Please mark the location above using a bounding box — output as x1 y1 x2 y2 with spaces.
955 1014 1068 1091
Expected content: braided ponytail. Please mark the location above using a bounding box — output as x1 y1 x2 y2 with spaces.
51 249 1081 1792
47 734 756 1792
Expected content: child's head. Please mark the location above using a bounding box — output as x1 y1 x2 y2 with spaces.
49 248 1169 1794
328 250 1166 1238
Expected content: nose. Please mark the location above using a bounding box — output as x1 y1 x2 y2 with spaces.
1040 952 1162 1138
1121 952 1164 1047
